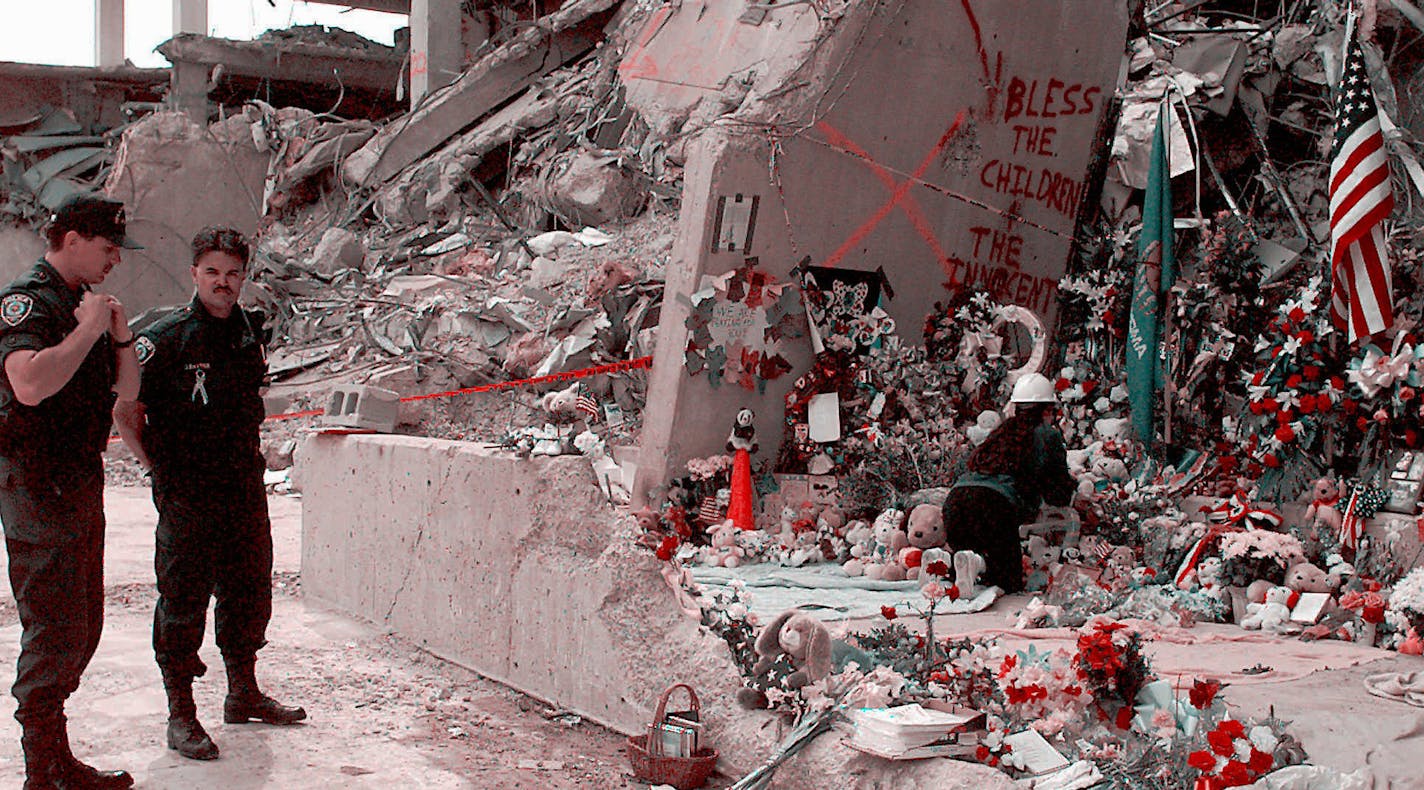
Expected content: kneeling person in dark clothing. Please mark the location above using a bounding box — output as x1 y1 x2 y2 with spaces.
113 228 305 762
942 372 1076 593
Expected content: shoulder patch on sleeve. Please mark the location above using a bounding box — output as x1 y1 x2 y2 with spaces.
134 336 156 365
1 294 34 327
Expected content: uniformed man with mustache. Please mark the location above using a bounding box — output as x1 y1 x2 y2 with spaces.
113 227 304 763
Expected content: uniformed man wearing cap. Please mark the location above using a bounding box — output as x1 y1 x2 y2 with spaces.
0 193 141 789
113 227 304 763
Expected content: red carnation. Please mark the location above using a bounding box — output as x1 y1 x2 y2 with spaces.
1221 761 1252 786
1189 750 1219 772
880 605 898 620
1114 706 1134 730
1207 729 1236 757
1288 307 1306 323
1330 375 1346 390
1276 409 1294 425
1303 364 1321 381
1220 720 1245 739
1286 374 1303 388
655 536 678 561
1249 402 1266 416
975 745 990 762
1274 425 1296 443
1189 678 1221 710
925 560 950 577
1056 378 1072 392
1297 395 1316 414
1248 748 1274 774
1263 453 1281 468
1082 380 1099 396
948 584 961 601
1297 330 1315 344
1261 397 1280 413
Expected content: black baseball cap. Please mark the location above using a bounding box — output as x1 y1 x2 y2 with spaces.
49 193 143 250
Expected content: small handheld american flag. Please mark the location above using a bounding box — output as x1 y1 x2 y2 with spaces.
575 385 600 421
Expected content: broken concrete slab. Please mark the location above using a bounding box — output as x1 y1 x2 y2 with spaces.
157 32 404 96
103 110 269 315
346 0 617 187
543 149 648 226
309 226 366 276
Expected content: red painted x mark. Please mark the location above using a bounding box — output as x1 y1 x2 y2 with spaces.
816 112 966 271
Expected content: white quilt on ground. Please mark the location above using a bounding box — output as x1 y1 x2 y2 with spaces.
691 563 1001 621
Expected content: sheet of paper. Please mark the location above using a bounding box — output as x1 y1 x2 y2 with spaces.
1003 729 1070 776
1290 592 1331 624
807 392 841 443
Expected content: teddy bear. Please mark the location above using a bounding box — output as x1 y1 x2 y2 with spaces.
736 610 876 709
862 509 909 581
815 507 848 562
1023 534 1061 592
1284 561 1341 595
776 504 799 548
700 520 745 568
1303 477 1343 534
965 410 1002 446
953 550 987 598
900 504 948 580
540 383 586 428
841 520 875 575
1194 555 1228 606
1097 546 1137 592
726 407 758 454
1240 585 1294 632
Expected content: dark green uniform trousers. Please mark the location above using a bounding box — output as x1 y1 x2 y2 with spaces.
152 473 272 682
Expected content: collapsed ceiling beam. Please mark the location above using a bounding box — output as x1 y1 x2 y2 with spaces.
299 0 411 14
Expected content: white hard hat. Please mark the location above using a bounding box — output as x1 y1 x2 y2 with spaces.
1009 372 1057 404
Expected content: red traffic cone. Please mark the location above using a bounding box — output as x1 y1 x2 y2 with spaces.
725 448 755 529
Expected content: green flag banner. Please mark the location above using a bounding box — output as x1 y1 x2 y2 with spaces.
1126 102 1176 444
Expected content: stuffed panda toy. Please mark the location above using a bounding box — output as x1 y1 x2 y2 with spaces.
726 408 759 454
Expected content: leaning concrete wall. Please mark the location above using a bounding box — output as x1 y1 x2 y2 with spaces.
631 0 1129 501
298 434 1018 787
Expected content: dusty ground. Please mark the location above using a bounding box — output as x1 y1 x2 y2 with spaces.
0 485 649 789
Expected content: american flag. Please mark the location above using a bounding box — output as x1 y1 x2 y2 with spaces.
1329 27 1395 343
575 386 599 420
1339 486 1364 551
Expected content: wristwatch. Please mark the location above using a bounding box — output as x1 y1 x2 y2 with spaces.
113 334 137 348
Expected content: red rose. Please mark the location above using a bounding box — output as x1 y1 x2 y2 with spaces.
880 605 898 620
1297 330 1315 344
1262 397 1280 414
655 536 678 561
1363 603 1386 623
975 745 990 762
1297 395 1316 414
1056 378 1072 392
1082 380 1099 396
1263 453 1281 468
1303 364 1321 381
1330 376 1345 390
1343 398 1358 415
1315 395 1333 413
1274 425 1296 443
1286 374 1303 388
1288 307 1306 323
1219 720 1246 739
1249 402 1266 416
948 584 961 601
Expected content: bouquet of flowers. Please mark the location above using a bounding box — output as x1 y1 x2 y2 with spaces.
1386 567 1424 641
1216 529 1306 586
1074 617 1151 708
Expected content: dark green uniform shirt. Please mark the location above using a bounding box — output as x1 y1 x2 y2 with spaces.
135 296 268 485
0 260 117 542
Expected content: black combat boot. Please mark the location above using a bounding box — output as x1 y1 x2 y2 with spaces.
223 660 306 725
22 720 133 790
164 676 219 761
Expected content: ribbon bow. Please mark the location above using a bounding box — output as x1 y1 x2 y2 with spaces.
1348 341 1420 398
1204 492 1282 530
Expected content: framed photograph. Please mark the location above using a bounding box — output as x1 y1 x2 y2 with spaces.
1382 450 1424 514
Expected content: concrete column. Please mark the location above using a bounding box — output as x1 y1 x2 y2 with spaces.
95 0 125 68
409 0 462 106
172 0 207 34
170 0 209 119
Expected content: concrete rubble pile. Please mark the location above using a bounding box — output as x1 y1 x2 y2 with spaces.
205 0 689 454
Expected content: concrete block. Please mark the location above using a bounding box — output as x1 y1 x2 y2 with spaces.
320 385 400 433
545 150 648 226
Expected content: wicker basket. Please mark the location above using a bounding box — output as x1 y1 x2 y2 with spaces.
626 684 718 790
